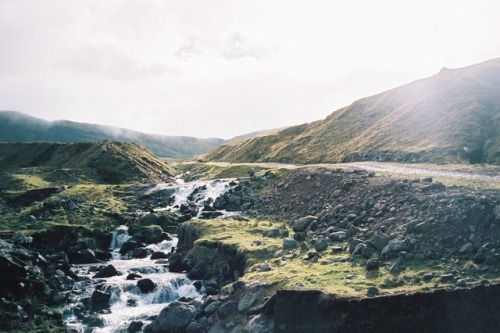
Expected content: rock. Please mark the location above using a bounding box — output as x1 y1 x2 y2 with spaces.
169 253 188 272
389 262 402 275
349 239 364 253
314 239 329 252
218 301 238 320
259 263 272 272
188 263 208 280
133 247 149 259
11 233 33 245
127 272 142 280
282 238 298 250
128 321 143 333
263 229 281 238
361 245 375 259
93 264 119 279
150 251 169 260
238 289 264 314
204 301 222 316
366 258 380 270
293 216 317 232
332 256 347 262
245 314 273 333
421 273 433 282
406 219 421 233
329 231 347 242
382 238 407 254
0 253 28 279
137 278 157 293
91 290 111 309
120 240 140 255
144 302 196 333
440 274 454 283
353 243 366 255
459 243 475 254
68 249 97 264
456 279 467 287
205 286 218 295
186 321 208 333
367 286 379 296
414 221 431 234
193 281 202 290
369 234 389 251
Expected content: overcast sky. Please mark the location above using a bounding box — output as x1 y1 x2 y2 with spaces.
1 0 500 139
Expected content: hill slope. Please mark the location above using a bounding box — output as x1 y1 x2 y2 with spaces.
0 111 225 159
0 141 175 184
204 58 500 165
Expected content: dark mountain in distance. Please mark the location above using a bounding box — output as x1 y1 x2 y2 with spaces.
203 58 500 165
0 111 225 159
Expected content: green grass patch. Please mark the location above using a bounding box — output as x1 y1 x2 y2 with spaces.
188 219 500 298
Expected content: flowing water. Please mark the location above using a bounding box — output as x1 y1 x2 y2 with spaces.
63 177 237 332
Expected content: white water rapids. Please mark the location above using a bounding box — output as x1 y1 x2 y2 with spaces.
63 177 237 332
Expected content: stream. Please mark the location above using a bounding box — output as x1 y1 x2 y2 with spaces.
63 177 237 332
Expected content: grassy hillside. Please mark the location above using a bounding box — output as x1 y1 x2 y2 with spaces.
0 141 175 184
0 111 225 159
204 58 500 165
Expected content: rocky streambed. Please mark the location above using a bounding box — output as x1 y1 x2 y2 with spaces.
2 166 500 332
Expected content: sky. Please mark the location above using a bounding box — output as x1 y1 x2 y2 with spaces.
1 0 500 139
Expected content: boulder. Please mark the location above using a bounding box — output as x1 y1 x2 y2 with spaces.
293 216 317 232
93 264 119 279
218 300 238 320
282 238 298 250
144 302 196 333
150 251 169 260
128 321 143 333
314 239 329 252
137 278 157 293
120 240 140 255
366 258 380 270
245 314 273 333
68 249 97 264
91 290 111 309
414 221 431 234
369 234 389 251
204 301 221 316
127 272 142 280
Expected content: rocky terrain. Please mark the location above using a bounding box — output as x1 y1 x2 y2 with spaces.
156 165 500 332
1 158 500 332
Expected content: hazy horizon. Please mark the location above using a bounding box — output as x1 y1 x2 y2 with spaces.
2 0 500 139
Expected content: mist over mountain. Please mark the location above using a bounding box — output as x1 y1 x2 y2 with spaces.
203 58 500 165
0 111 225 159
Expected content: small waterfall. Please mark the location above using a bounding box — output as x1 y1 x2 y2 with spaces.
150 177 239 218
64 229 200 333
109 226 131 250
64 178 238 332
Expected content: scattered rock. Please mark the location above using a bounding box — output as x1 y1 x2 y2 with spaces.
93 264 119 279
128 321 143 333
137 278 157 293
144 302 196 333
366 258 380 270
282 238 298 250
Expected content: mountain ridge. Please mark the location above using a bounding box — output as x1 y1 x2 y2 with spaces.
0 111 225 159
202 57 500 165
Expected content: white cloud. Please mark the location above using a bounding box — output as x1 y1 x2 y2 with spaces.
1 0 500 138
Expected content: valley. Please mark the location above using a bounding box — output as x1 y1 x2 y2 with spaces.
1 152 499 332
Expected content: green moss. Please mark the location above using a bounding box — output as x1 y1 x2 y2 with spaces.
187 219 500 299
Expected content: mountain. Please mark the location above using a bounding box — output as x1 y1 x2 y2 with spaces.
0 111 225 160
0 141 175 184
203 58 500 165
